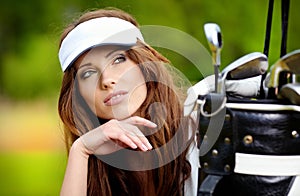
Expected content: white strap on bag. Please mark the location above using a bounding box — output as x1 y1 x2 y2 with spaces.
234 153 300 176
234 153 300 195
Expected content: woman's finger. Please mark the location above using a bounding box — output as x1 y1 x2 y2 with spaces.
102 122 149 151
117 134 138 149
122 116 157 128
81 118 154 155
121 125 153 150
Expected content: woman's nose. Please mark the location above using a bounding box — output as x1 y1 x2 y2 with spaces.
100 70 116 89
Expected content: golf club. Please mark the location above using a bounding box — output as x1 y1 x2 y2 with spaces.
183 52 268 116
222 52 268 79
267 49 300 98
220 52 268 94
204 23 223 93
278 83 300 105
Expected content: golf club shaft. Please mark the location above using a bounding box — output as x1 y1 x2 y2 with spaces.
214 65 219 92
260 0 274 98
268 0 291 99
280 0 290 57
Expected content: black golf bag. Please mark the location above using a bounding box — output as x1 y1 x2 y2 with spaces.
197 0 300 195
197 94 300 195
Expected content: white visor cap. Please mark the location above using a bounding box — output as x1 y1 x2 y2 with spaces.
58 17 144 72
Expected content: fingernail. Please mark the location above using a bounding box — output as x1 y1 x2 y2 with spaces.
131 143 138 149
146 142 153 150
141 144 148 151
150 122 157 127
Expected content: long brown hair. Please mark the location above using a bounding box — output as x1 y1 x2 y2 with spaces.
58 8 194 196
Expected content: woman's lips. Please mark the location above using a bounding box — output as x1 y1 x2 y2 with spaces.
104 90 128 106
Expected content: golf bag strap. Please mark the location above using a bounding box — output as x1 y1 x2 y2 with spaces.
234 153 300 196
234 153 300 176
198 174 223 196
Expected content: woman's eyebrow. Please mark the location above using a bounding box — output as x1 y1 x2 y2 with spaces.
105 48 124 58
78 63 92 70
77 48 126 70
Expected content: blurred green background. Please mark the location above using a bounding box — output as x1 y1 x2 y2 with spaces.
0 0 299 195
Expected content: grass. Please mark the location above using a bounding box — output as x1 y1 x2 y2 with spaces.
0 98 67 195
0 151 66 196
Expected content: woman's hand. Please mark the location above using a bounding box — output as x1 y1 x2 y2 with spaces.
78 116 156 156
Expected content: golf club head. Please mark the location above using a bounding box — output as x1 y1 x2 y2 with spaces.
222 52 268 80
278 83 300 105
268 49 300 89
204 23 223 65
204 23 223 93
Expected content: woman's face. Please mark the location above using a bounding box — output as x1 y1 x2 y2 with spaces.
75 45 147 120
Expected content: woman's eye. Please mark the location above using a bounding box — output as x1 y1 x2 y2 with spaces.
113 54 126 64
80 70 97 79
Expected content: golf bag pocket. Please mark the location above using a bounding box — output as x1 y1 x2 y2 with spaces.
197 94 300 196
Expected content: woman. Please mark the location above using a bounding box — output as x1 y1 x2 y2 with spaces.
58 8 198 196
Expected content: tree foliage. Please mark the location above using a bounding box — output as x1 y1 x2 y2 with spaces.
1 0 299 99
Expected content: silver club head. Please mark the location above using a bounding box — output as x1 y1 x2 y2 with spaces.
218 52 268 94
278 83 300 105
268 49 300 89
222 52 268 80
204 23 223 93
204 23 223 65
